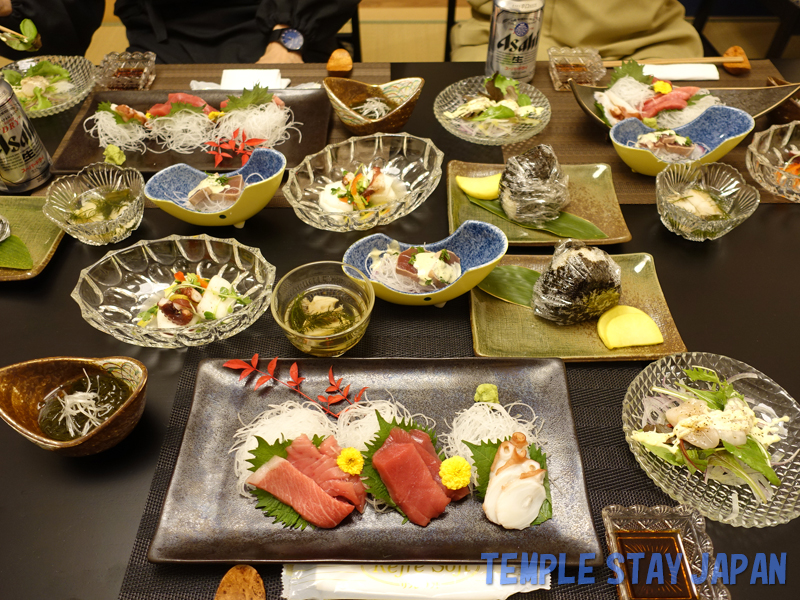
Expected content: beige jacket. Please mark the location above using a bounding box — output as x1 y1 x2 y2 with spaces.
451 0 703 62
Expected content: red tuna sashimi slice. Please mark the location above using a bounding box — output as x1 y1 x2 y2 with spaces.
286 434 367 512
384 428 469 501
641 92 688 119
168 92 217 114
318 437 369 510
148 102 172 117
670 86 701 100
246 456 354 528
372 441 451 526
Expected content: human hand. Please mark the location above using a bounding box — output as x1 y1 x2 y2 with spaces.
257 42 303 64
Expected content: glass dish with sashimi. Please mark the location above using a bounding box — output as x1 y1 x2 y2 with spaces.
594 60 722 129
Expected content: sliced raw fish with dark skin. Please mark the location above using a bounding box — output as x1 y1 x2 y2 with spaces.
372 440 451 526
246 456 355 528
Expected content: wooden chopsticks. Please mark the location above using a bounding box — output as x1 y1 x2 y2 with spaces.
602 56 744 68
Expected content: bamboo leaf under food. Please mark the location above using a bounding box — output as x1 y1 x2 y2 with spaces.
466 194 608 239
477 265 540 307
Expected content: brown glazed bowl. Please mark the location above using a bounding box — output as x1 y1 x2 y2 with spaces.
0 356 147 456
323 77 423 135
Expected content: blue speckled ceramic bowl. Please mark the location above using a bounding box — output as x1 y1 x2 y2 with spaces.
342 220 508 306
144 148 286 227
611 105 755 176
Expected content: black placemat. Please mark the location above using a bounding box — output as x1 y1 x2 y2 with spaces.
118 296 674 600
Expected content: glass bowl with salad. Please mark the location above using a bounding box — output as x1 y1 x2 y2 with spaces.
1 55 95 118
71 234 276 348
623 352 800 527
433 74 551 146
283 132 443 232
746 120 800 203
655 161 760 242
43 162 145 246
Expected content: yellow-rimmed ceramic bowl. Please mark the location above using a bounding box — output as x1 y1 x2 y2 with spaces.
342 220 508 306
144 148 285 227
610 105 754 177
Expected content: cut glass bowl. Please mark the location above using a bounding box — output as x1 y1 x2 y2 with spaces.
623 352 800 527
43 162 145 246
71 234 276 348
655 162 760 242
283 132 443 232
2 55 95 118
96 51 156 91
433 76 551 146
746 120 800 202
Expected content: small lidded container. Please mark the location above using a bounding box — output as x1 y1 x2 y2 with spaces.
547 47 605 91
96 51 156 91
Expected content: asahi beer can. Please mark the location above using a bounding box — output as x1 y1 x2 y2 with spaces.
0 77 52 194
485 0 545 83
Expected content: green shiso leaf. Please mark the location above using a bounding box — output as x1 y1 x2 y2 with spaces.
361 411 443 522
465 437 552 526
466 195 608 239
477 265 539 307
246 436 311 530
608 59 650 86
224 84 274 112
97 101 132 126
528 444 552 526
161 102 204 118
0 235 33 270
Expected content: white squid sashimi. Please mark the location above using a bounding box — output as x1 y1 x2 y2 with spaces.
483 432 547 530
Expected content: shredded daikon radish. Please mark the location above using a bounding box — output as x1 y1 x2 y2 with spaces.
607 76 654 110
336 396 431 451
441 402 541 484
83 111 151 154
656 94 721 129
213 103 301 150
150 111 215 154
230 400 336 497
727 491 740 522
353 97 392 119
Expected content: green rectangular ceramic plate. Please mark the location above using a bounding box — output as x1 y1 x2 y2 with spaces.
448 160 632 246
470 254 686 361
0 196 64 282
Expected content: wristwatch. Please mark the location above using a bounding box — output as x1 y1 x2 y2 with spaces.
268 28 304 52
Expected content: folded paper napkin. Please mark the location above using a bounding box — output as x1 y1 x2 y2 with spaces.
643 64 720 81
282 563 550 600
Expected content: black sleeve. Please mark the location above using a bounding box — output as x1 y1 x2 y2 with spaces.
255 0 359 48
0 0 105 61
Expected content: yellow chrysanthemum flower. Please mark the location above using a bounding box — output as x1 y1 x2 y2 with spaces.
653 81 672 95
337 447 364 475
439 456 471 490
207 110 225 122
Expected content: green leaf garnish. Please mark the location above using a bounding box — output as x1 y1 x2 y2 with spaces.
158 102 204 118
0 234 33 270
723 437 780 486
608 59 651 86
471 105 516 122
1 69 22 86
223 84 274 112
246 436 311 530
1 19 40 52
466 195 608 239
464 437 552 526
477 265 540 307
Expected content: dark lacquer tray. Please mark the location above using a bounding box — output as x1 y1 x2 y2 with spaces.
51 89 331 174
148 357 601 565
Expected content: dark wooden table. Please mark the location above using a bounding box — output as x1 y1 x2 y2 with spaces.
1 61 798 600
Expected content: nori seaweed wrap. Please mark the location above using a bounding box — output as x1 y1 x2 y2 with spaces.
499 144 570 226
533 239 621 324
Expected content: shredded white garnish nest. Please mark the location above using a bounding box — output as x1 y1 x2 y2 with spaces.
54 369 116 438
441 401 541 484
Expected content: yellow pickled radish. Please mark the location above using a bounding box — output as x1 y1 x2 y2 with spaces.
597 305 647 341
455 173 502 200
599 311 664 350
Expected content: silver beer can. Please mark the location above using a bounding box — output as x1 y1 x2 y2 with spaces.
0 77 52 193
485 0 545 83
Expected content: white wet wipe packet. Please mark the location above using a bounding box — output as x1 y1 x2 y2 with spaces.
282 563 550 600
220 68 289 89
643 64 720 81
